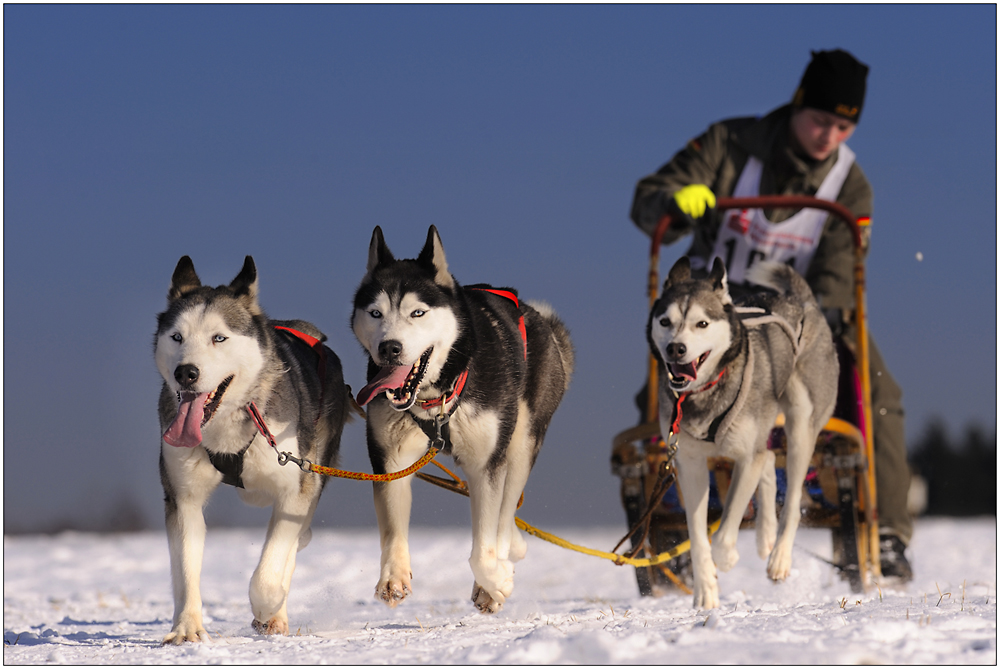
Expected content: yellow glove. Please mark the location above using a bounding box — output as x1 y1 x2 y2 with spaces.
673 184 716 218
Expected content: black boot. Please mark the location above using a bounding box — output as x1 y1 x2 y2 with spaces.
879 533 913 583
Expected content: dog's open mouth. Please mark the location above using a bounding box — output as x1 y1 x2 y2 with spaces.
162 375 234 448
355 348 433 411
667 351 710 390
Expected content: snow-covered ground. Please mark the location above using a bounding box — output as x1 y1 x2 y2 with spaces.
3 517 995 664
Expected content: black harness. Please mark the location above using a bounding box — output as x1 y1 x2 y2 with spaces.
412 415 454 456
207 440 253 489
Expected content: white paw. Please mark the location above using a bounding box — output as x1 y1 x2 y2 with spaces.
691 576 720 610
756 521 777 559
251 615 289 636
712 540 740 573
375 571 412 607
471 582 504 614
767 544 793 582
509 529 528 563
250 572 288 623
469 555 514 607
162 615 209 645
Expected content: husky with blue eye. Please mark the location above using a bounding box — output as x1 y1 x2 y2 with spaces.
154 256 350 643
647 256 838 610
352 226 574 614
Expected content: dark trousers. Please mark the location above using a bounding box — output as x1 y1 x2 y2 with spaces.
863 332 912 545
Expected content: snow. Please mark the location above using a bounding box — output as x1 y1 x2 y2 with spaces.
3 518 995 664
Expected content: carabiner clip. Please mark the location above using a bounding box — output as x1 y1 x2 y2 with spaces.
277 450 313 473
430 412 450 451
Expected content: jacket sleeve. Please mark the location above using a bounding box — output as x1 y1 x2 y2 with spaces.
629 121 733 245
806 162 873 311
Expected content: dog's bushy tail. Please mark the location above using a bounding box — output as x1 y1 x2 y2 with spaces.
526 300 575 391
745 262 818 307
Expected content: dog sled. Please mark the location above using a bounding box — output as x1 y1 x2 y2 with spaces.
611 195 880 596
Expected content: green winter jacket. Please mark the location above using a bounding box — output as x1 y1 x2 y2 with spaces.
630 104 872 312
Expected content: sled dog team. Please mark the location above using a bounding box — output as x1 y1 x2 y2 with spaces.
155 226 836 644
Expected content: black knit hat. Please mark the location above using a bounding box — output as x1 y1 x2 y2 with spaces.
792 49 869 123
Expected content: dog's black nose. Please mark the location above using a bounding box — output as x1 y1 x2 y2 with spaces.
378 340 403 362
665 343 686 360
174 364 200 388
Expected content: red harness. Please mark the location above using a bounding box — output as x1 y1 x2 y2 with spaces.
416 287 527 411
469 288 528 361
273 326 328 401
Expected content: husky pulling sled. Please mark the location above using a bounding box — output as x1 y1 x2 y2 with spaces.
155 256 351 643
612 195 880 601
352 226 574 614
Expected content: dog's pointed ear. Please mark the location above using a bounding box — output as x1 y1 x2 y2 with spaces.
366 226 394 274
663 256 691 291
417 225 455 290
709 256 728 290
168 256 201 302
229 255 260 305
709 257 732 303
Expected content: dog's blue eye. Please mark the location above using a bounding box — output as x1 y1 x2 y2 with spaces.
659 318 671 328
171 333 183 343
213 334 227 343
369 309 382 319
411 309 426 318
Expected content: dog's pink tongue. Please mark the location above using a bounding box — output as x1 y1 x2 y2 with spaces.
669 361 698 382
163 392 209 448
356 365 411 406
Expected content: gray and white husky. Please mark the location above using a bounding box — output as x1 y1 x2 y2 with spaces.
352 226 574 614
647 257 838 609
155 256 350 643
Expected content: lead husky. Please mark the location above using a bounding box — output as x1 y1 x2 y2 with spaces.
352 226 573 614
155 256 350 643
648 257 838 609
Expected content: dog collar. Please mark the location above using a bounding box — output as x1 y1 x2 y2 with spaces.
417 368 469 411
669 368 726 437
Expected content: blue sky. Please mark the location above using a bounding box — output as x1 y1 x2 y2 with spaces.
4 4 995 531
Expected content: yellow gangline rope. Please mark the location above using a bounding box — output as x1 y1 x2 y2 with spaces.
306 447 440 482
412 457 710 569
304 442 715 570
514 516 721 568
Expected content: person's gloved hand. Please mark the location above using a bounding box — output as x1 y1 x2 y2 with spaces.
673 184 716 218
